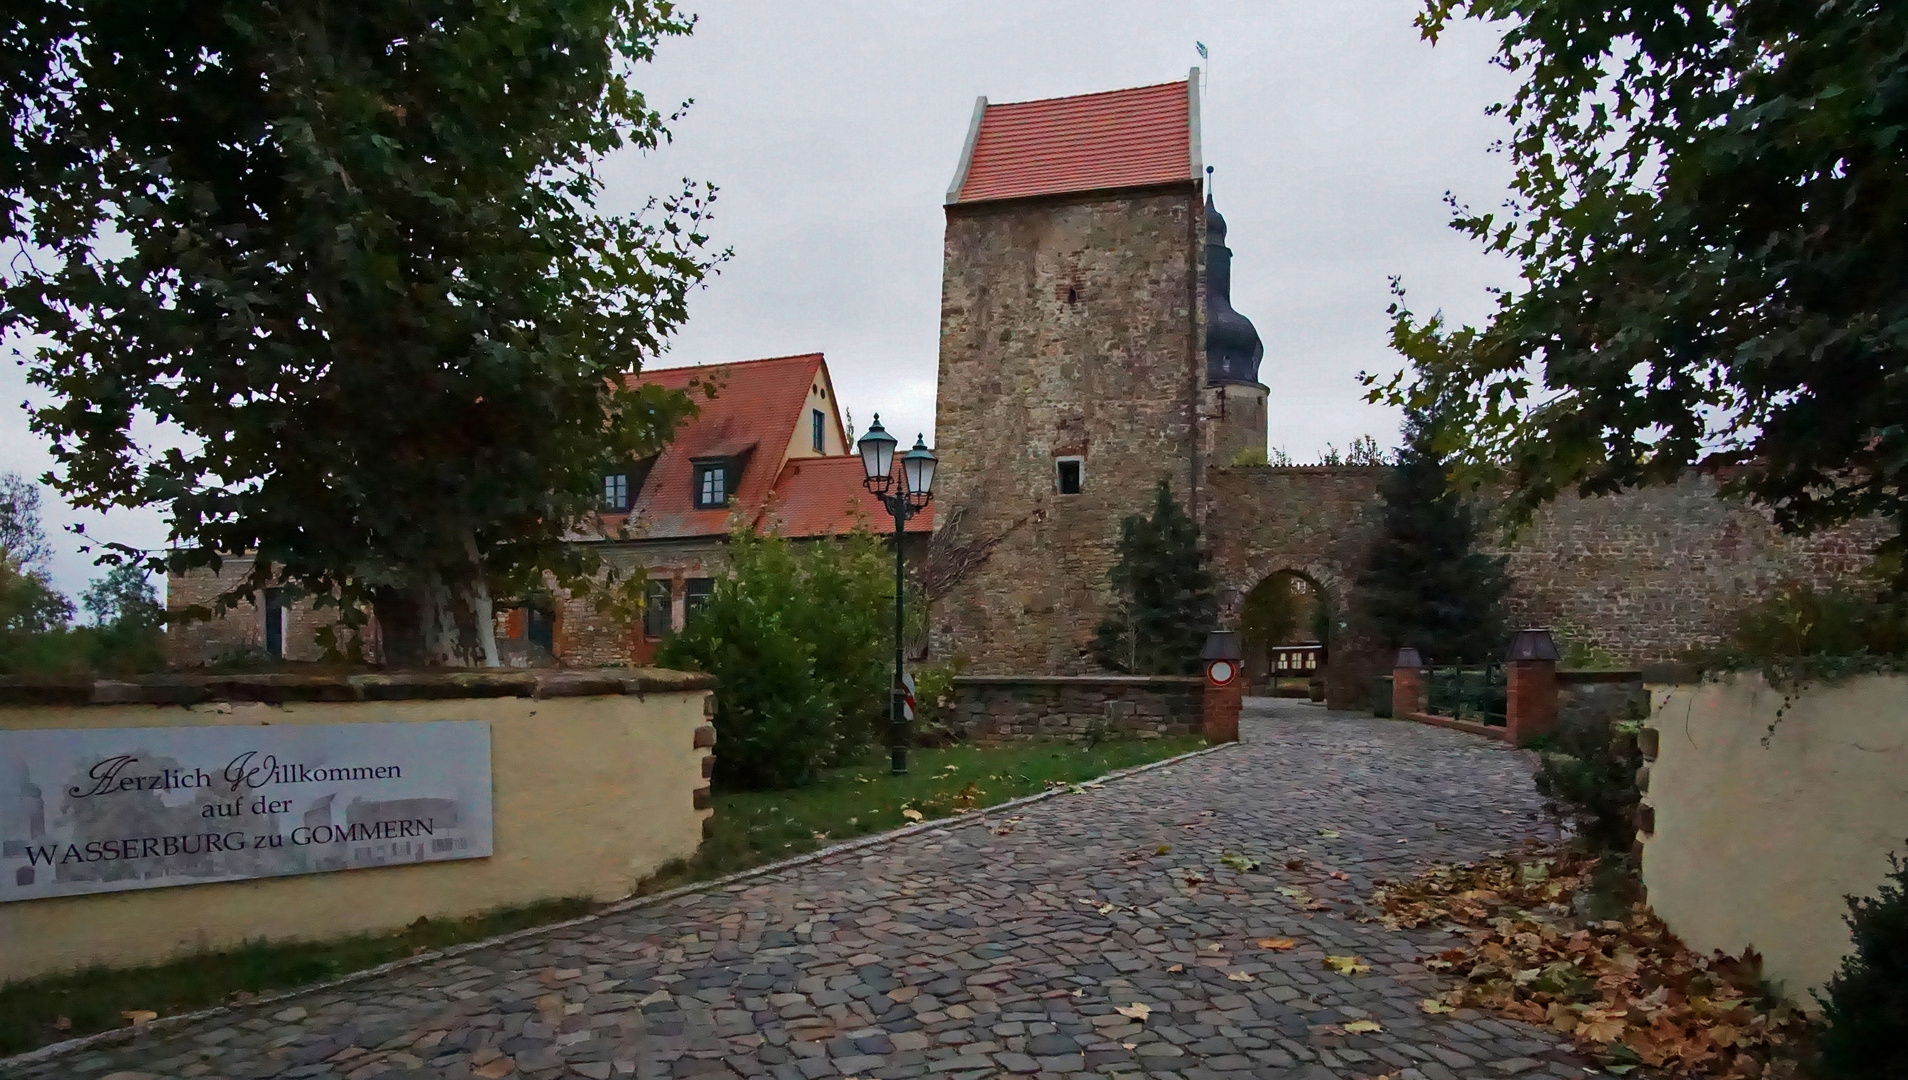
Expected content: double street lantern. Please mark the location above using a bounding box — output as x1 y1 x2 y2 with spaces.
856 415 936 775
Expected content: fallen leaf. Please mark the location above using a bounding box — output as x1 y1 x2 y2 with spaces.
1328 871 1350 880
1097 903 1116 914
901 808 923 822
1220 853 1261 872
1343 1019 1383 1033
122 1010 157 1025
637 989 672 1006
1257 937 1298 951
1121 1042 1137 1050
1226 971 1255 982
1166 963 1184 973
1155 844 1171 855
1277 886 1310 898
1114 1003 1151 1021
1420 999 1456 1014
1322 955 1371 976
1319 830 1341 839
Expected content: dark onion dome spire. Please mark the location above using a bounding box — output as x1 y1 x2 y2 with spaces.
1204 193 1264 386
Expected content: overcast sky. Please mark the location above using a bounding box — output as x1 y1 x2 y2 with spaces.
2 0 1522 599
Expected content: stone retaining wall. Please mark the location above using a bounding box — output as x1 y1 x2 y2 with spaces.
951 675 1201 741
1556 670 1646 734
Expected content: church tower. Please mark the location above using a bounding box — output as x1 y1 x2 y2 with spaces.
1200 193 1269 466
931 74 1207 674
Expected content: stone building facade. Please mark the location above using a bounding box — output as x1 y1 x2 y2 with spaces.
928 74 1882 686
167 353 927 668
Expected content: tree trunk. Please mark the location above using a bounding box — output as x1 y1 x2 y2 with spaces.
369 542 499 669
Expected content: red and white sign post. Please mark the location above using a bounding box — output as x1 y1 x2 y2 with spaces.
1200 630 1244 743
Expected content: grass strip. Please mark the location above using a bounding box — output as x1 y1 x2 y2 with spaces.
0 735 1202 1058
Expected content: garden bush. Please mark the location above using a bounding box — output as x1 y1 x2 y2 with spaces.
1812 849 1908 1080
1532 705 1642 853
658 526 891 790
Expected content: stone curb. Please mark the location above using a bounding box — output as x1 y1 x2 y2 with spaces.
0 739 1239 1072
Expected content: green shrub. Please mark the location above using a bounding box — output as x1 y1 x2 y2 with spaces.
1699 583 1908 687
1812 849 1908 1080
1533 706 1642 853
910 656 968 747
658 526 891 790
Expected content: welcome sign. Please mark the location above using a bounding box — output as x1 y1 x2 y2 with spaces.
1 721 492 902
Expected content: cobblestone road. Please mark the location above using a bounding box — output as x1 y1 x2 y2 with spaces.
19 700 1587 1080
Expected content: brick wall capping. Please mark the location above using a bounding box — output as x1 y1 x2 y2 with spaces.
0 667 715 707
951 674 1205 689
1640 661 1702 685
1558 669 1645 685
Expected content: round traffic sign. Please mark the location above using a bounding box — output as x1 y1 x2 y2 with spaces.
1207 659 1238 687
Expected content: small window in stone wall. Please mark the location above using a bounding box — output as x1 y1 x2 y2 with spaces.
643 578 673 639
1055 458 1083 495
684 578 715 621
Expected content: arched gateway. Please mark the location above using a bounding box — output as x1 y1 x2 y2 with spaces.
924 74 1882 706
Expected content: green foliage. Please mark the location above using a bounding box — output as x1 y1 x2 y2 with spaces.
910 655 969 748
1 1 723 663
1370 0 1908 587
1813 848 1908 1080
0 473 53 573
1694 583 1908 691
658 528 892 790
1343 435 1388 466
1091 481 1215 675
1533 709 1642 853
1351 413 1509 662
1229 446 1269 467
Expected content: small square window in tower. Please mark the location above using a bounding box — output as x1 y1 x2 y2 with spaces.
1055 458 1083 495
694 462 729 508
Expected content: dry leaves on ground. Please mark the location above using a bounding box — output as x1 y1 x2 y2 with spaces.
1372 845 1811 1079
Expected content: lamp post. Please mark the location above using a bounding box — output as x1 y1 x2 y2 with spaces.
856 415 936 776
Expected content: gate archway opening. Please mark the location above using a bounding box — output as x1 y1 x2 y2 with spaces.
1238 569 1332 697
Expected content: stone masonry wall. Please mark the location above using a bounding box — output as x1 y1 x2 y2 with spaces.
1204 465 1886 669
931 185 1205 675
166 558 376 666
1556 671 1647 734
951 675 1202 741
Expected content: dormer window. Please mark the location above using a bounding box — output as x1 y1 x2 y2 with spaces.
694 461 730 508
603 471 631 512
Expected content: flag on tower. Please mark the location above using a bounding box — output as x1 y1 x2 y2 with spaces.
1196 41 1208 59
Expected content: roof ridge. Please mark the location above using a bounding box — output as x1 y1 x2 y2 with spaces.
988 79 1189 109
638 352 823 376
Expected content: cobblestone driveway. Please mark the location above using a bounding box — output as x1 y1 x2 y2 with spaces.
17 700 1587 1080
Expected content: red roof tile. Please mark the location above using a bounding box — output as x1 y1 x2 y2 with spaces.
760 456 934 538
952 78 1197 205
616 353 824 540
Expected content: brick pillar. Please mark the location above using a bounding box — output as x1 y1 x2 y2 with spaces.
1202 681 1242 743
1391 647 1425 720
1504 629 1560 746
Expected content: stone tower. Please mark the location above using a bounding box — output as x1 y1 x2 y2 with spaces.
931 74 1208 674
1200 193 1269 466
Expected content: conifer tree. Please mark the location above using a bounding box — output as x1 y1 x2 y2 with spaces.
1092 481 1215 675
1352 413 1509 663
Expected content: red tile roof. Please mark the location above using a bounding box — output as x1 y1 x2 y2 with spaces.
761 456 934 537
600 353 926 541
951 77 1198 205
616 353 823 540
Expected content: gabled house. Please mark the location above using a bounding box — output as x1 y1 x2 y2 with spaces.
536 352 932 666
167 351 930 668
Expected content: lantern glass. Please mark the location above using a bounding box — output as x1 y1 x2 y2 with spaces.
857 415 897 481
901 435 937 496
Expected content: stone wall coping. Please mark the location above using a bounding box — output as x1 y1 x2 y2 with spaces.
1557 669 1644 685
953 674 1203 688
0 668 714 707
1640 661 1702 685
